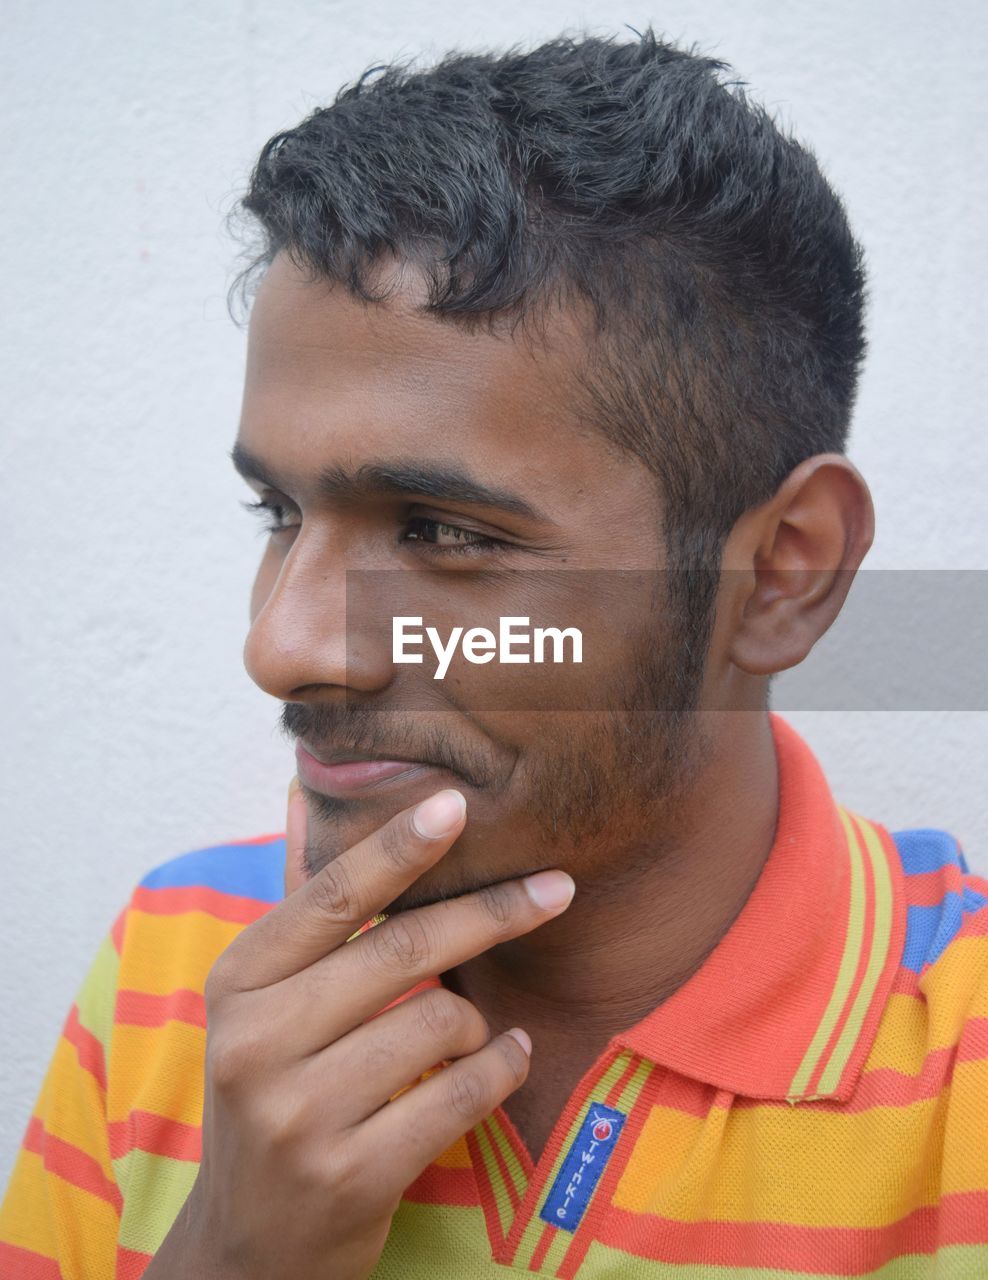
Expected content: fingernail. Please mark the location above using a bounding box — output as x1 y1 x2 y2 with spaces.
506 1027 532 1056
412 789 466 839
287 774 301 803
523 870 576 911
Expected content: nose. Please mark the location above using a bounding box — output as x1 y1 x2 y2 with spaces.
242 530 395 702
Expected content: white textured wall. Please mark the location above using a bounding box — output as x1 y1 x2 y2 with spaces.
2 0 986 1187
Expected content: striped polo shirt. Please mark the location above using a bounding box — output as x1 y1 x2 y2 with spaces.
2 713 987 1277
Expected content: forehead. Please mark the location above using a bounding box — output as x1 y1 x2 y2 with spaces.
239 251 603 472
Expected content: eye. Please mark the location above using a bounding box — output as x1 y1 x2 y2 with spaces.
239 497 300 537
403 516 505 556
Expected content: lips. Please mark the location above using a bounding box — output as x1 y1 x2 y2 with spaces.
294 741 443 798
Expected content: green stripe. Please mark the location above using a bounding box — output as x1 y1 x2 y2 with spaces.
787 807 867 1099
814 816 894 1095
510 1051 636 1270
472 1121 513 1240
575 1239 988 1280
484 1114 529 1202
113 1149 198 1254
372 1198 493 1277
75 932 120 1059
543 1059 655 1276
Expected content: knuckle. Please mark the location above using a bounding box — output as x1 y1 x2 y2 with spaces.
377 817 415 873
446 1068 488 1120
476 882 515 934
368 913 432 975
206 1026 258 1091
416 989 463 1041
307 863 356 923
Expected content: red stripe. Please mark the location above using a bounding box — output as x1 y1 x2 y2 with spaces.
604 1055 640 1108
958 1015 988 1062
590 1188 988 1269
23 1115 123 1215
63 1004 107 1090
130 884 272 925
556 1062 663 1279
481 1117 521 1211
402 1160 478 1207
804 812 877 1098
108 1109 201 1162
110 905 128 956
116 1243 154 1279
890 966 922 997
115 987 206 1029
0 1242 63 1279
527 1222 557 1271
902 868 969 907
467 1127 509 1249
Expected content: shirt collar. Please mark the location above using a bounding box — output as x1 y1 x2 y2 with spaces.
612 713 907 1104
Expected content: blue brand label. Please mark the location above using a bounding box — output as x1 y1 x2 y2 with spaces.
539 1101 627 1233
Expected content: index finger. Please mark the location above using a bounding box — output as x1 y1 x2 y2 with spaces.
219 787 468 991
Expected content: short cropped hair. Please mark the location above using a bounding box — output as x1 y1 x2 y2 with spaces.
231 26 867 575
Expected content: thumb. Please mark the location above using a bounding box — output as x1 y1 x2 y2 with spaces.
283 774 309 899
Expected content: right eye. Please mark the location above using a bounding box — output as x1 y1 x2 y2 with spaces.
239 497 301 536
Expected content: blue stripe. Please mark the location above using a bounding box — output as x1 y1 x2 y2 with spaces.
139 838 286 903
892 828 965 877
901 890 988 973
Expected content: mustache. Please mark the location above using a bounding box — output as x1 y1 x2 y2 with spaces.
281 704 498 790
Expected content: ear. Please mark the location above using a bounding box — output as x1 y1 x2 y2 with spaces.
723 453 875 676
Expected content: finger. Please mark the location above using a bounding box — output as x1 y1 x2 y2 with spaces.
350 1028 532 1199
272 868 575 1056
283 775 308 899
300 988 491 1127
213 788 468 992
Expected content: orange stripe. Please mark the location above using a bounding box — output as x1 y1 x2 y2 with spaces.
24 1116 123 1215
591 1189 988 1268
64 1003 108 1090
108 1109 201 1162
115 987 206 1029
130 884 271 924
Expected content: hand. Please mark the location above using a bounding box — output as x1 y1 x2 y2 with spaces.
145 779 575 1280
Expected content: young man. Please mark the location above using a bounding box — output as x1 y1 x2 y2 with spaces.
3 27 986 1279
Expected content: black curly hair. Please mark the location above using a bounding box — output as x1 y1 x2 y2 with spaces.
231 24 867 592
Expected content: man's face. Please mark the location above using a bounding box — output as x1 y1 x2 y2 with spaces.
237 252 714 911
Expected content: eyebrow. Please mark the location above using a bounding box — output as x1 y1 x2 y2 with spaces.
229 440 546 522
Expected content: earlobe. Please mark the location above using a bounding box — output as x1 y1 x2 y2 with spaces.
725 454 874 678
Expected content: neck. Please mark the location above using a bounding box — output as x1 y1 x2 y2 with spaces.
442 712 780 1045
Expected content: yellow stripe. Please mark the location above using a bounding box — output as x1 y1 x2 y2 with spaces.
614 1094 943 1226
787 806 867 1098
813 815 894 1095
